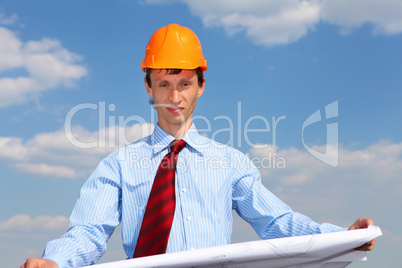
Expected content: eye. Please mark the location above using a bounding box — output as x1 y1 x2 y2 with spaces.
181 81 191 87
159 83 168 88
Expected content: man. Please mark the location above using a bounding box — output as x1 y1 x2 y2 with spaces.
22 24 376 268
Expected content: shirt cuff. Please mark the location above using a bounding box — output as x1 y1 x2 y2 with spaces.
42 252 67 268
320 222 348 233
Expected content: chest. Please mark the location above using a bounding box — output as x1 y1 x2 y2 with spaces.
121 152 234 210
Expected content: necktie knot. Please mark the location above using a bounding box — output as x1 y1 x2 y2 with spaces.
170 139 186 154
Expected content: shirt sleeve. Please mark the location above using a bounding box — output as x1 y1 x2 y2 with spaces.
42 155 122 268
231 152 344 239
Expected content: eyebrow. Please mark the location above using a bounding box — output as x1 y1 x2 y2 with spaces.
155 78 193 84
179 78 193 83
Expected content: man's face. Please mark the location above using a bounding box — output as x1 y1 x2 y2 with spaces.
145 69 205 131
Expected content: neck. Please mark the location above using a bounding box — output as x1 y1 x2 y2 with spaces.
159 119 193 139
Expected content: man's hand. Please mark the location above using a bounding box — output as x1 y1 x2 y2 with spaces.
20 258 58 268
348 218 376 251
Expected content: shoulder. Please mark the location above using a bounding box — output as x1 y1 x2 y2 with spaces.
102 135 153 165
195 135 253 167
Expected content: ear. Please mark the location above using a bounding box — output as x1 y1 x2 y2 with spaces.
197 78 206 97
144 77 153 97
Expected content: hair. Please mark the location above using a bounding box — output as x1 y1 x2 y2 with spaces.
145 67 205 88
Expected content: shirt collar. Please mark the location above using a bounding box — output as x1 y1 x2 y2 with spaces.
150 123 209 156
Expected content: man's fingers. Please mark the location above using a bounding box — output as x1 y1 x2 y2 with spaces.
357 218 374 229
348 218 377 251
348 218 375 230
354 238 376 251
21 258 40 268
20 258 58 268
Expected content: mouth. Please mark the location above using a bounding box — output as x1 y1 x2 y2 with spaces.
166 106 184 114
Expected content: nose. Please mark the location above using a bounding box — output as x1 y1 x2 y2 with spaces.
169 88 180 104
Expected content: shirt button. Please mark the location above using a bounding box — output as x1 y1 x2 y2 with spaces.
187 216 192 221
182 188 187 193
191 247 195 250
178 159 183 163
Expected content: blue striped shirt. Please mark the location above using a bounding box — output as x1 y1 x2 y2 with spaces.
43 123 343 268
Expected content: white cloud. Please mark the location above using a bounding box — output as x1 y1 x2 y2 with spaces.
0 137 28 161
146 0 402 47
248 140 402 223
0 214 68 232
0 214 126 266
229 140 402 257
0 123 154 179
0 12 18 25
0 214 69 267
0 27 23 71
0 25 87 108
147 0 321 47
321 0 402 35
0 215 68 236
15 163 78 179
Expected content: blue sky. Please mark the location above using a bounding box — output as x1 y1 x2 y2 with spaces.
0 1 401 267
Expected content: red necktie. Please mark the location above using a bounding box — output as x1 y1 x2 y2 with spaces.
133 139 186 258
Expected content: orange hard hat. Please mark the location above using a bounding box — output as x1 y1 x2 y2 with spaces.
141 24 207 72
